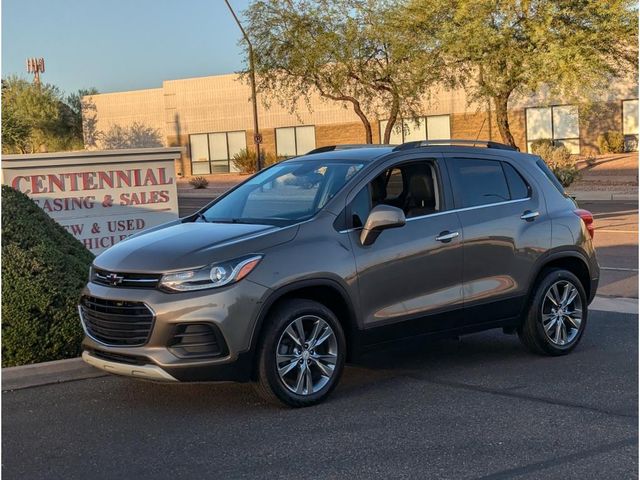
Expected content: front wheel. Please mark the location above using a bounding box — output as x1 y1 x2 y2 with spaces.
254 299 346 407
519 269 588 356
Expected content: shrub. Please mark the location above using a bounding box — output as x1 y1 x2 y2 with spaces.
231 148 282 174
531 142 580 187
597 131 626 154
189 176 209 189
1 186 94 367
530 138 554 153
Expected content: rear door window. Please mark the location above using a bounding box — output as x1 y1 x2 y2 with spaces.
449 158 510 208
502 163 531 199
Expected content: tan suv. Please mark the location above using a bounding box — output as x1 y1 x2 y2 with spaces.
80 140 599 407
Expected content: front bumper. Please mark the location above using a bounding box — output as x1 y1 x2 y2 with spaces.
82 351 178 381
79 279 270 382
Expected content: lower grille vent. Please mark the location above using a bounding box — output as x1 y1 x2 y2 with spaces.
169 324 227 359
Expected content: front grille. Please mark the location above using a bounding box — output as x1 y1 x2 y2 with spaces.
92 268 161 289
80 296 154 346
169 323 228 359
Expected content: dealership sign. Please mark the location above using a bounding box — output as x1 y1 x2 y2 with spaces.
2 147 183 254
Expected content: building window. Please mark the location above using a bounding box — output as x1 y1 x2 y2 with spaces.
379 115 451 144
189 131 247 174
623 99 638 151
275 125 316 157
526 105 580 154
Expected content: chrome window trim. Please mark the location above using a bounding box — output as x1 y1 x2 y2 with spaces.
338 197 531 234
407 197 531 221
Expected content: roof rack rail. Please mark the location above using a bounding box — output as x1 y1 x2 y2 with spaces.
307 144 392 155
392 139 519 152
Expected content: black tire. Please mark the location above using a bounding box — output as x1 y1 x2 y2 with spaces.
518 268 588 356
254 299 346 407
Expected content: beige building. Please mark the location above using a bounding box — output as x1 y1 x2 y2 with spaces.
84 73 638 177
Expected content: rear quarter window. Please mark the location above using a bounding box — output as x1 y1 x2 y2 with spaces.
535 158 567 195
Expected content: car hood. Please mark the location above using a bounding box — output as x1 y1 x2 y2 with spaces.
93 221 298 273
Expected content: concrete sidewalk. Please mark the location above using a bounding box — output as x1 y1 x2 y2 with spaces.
568 152 638 201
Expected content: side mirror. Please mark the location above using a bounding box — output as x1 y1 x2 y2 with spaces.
360 205 406 246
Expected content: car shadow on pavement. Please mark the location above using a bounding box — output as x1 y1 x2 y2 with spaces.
92 310 635 414
102 331 533 409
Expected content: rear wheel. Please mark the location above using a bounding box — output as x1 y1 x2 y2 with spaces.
519 269 587 356
254 299 346 407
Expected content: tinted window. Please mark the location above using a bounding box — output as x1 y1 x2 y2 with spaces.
536 158 566 195
350 185 371 228
386 168 404 198
345 160 441 227
502 163 530 199
450 158 510 208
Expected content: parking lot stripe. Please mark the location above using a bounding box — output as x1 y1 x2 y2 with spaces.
600 266 639 272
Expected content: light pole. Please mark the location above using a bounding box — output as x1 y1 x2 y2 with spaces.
224 0 262 171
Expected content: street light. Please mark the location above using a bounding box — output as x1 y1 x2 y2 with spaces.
224 0 262 171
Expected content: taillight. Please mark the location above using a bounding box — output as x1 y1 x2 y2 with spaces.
574 209 594 239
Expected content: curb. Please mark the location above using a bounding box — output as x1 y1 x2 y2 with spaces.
2 357 106 392
567 191 638 202
590 295 638 315
178 189 224 197
2 295 636 392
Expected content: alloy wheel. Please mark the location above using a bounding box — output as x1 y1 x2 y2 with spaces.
541 280 583 346
275 315 338 395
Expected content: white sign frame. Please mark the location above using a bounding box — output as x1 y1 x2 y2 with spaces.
2 147 183 254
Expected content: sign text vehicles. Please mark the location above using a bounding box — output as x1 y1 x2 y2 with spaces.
2 148 182 254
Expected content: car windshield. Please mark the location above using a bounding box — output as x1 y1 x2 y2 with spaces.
201 160 364 226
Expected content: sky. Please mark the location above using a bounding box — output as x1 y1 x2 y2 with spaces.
2 0 252 95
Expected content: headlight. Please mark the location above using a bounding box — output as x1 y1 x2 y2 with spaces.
159 255 263 292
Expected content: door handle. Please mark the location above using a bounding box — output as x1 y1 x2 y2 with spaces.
520 210 540 221
436 231 459 242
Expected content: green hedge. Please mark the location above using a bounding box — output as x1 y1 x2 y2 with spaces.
1 185 94 367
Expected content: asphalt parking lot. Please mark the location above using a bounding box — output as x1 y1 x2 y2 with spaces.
579 200 638 298
3 310 637 479
3 198 637 479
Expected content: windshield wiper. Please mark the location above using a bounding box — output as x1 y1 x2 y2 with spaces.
193 212 209 223
208 218 274 225
208 218 246 224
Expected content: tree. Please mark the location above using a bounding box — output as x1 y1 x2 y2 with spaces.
1 106 31 154
1 76 63 153
243 0 440 143
1 77 97 153
404 0 639 147
66 88 99 147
